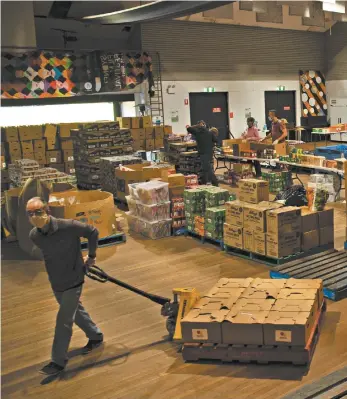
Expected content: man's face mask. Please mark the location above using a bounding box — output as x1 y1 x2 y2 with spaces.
27 208 49 228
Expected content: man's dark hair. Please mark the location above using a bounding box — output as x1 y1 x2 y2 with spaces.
269 109 277 116
247 117 255 123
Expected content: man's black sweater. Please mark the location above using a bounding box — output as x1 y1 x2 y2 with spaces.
187 125 218 159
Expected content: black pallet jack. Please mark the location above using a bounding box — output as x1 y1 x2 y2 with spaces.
86 265 201 340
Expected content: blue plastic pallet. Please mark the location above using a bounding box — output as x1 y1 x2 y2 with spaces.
185 230 224 249
81 232 126 250
270 248 347 301
314 144 347 160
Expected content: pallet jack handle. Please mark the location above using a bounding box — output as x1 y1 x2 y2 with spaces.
86 265 171 306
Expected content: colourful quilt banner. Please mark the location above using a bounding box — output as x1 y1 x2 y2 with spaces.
1 50 153 99
299 70 327 117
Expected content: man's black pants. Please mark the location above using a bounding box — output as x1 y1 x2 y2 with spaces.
200 154 219 186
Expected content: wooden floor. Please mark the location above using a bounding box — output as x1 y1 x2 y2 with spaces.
2 168 347 399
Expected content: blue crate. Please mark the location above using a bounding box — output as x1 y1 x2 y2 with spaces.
314 144 347 160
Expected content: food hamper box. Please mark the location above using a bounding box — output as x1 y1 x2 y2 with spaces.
126 181 172 239
181 277 323 347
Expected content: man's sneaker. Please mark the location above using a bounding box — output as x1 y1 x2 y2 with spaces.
39 362 65 376
82 337 104 355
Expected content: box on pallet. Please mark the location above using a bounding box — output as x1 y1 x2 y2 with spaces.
2 127 19 142
47 150 62 164
131 128 146 141
18 125 42 141
239 179 269 204
266 231 301 258
224 224 243 249
243 201 283 233
302 230 319 252
253 231 266 255
243 229 253 251
319 225 334 246
225 200 245 227
266 207 302 235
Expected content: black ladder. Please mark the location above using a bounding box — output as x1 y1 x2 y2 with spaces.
149 52 165 125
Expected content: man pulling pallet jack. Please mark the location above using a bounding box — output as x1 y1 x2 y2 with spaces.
27 198 194 376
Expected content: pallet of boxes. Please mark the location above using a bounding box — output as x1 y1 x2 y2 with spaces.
72 121 133 190
119 116 172 152
181 277 325 365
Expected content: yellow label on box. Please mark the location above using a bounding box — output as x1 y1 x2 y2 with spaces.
275 330 292 343
192 329 208 340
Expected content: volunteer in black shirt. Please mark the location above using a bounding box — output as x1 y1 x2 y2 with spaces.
187 121 219 186
27 197 103 376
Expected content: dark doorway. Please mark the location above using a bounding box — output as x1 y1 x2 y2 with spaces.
189 92 229 144
265 91 296 131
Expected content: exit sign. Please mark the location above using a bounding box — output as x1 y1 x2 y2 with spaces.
278 86 286 91
204 87 215 92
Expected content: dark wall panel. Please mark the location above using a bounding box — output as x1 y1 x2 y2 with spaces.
141 20 325 81
325 22 347 80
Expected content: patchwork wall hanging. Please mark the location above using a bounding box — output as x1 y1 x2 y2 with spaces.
299 70 327 117
1 50 153 99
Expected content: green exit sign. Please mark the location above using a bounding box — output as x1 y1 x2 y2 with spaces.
204 87 215 92
278 86 286 91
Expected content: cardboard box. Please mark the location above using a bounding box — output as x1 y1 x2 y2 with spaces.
225 200 245 227
223 224 243 249
250 278 286 290
300 207 319 233
169 185 185 199
44 124 57 139
266 231 301 258
64 161 75 174
21 141 34 153
243 201 283 233
46 137 57 150
59 123 78 138
154 126 164 139
1 170 10 184
317 208 334 228
22 152 35 160
61 139 74 150
232 142 251 156
34 152 46 165
222 309 269 345
131 117 141 129
253 232 266 255
239 179 269 204
232 298 275 312
145 128 154 140
266 207 302 235
49 190 116 238
181 309 228 343
216 278 253 289
164 125 173 135
8 142 22 159
18 125 42 141
47 150 62 164
2 127 19 142
145 139 155 151
142 116 152 128
222 139 243 147
319 225 334 246
272 299 316 313
264 311 315 346
277 288 318 308
302 230 319 252
167 173 185 187
132 140 146 151
63 149 74 162
274 143 289 156
33 139 46 152
243 229 253 251
241 287 280 300
284 279 323 307
155 138 164 149
131 129 146 141
205 286 246 300
193 297 237 311
117 117 131 129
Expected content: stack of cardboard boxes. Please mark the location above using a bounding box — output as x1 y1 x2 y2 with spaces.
181 277 323 347
119 116 172 152
72 122 134 190
223 178 334 259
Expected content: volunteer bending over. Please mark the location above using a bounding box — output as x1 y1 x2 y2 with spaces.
263 109 288 144
27 197 103 376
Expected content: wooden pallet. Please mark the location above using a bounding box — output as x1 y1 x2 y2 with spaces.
224 243 334 267
270 249 347 301
182 301 326 366
81 232 126 250
184 230 224 249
